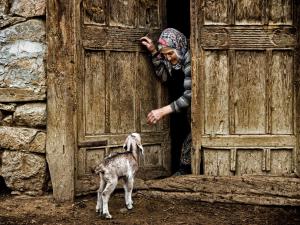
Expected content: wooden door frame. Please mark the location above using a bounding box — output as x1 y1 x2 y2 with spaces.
190 0 202 175
46 0 79 202
295 1 300 177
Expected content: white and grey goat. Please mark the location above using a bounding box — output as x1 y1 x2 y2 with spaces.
95 132 144 219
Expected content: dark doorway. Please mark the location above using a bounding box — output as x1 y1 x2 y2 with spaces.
166 0 191 174
166 0 190 38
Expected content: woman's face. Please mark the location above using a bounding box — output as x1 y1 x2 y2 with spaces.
161 48 178 65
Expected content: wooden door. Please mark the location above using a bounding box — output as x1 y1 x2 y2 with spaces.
75 0 170 193
191 0 299 177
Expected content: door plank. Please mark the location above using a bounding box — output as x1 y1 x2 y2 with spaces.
204 50 229 135
233 51 266 134
201 135 296 148
269 0 293 25
109 52 136 133
83 51 106 135
270 51 294 134
200 26 297 49
235 0 264 25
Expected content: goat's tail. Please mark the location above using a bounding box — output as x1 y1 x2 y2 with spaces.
93 164 104 174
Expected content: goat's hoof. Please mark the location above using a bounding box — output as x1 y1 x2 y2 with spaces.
126 204 133 210
103 213 112 219
96 208 103 214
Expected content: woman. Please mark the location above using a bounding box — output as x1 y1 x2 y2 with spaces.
140 28 191 176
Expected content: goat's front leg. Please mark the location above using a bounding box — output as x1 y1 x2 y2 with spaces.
124 176 134 210
96 174 105 215
102 177 118 219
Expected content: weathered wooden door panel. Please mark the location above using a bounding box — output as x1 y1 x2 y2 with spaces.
203 147 294 176
191 0 299 176
270 51 294 134
76 0 169 194
204 50 229 135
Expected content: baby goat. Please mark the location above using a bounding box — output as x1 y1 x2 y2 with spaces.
95 133 144 219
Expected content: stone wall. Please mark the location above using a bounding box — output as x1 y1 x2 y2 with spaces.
0 0 48 196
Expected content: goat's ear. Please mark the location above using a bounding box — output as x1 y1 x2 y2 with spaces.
123 136 133 151
123 137 128 150
138 144 144 156
123 142 127 150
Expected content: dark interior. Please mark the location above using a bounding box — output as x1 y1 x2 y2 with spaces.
0 176 11 195
166 0 190 38
166 0 191 173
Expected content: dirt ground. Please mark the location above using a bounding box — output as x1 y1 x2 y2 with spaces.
0 190 299 225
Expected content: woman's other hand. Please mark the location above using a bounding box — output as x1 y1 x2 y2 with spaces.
140 36 157 55
147 105 173 125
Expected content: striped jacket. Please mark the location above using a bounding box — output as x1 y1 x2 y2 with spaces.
152 51 191 113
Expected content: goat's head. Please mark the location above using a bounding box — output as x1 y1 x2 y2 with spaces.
123 133 144 156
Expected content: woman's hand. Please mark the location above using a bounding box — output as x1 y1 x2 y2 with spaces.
140 36 157 55
147 105 173 125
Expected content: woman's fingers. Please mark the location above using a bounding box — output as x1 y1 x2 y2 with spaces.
141 41 150 48
140 36 152 43
140 36 156 53
147 112 154 124
140 37 153 46
147 110 161 125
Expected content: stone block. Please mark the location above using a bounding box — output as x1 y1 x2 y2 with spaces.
1 115 12 126
0 126 46 153
0 0 9 17
1 151 47 195
0 103 17 112
10 0 46 18
0 19 45 44
14 103 46 128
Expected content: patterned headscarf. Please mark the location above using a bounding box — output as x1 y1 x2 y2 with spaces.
157 28 188 70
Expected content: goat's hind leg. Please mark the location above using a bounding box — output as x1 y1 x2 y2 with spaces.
123 177 130 209
101 177 118 219
124 176 134 210
96 173 105 215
